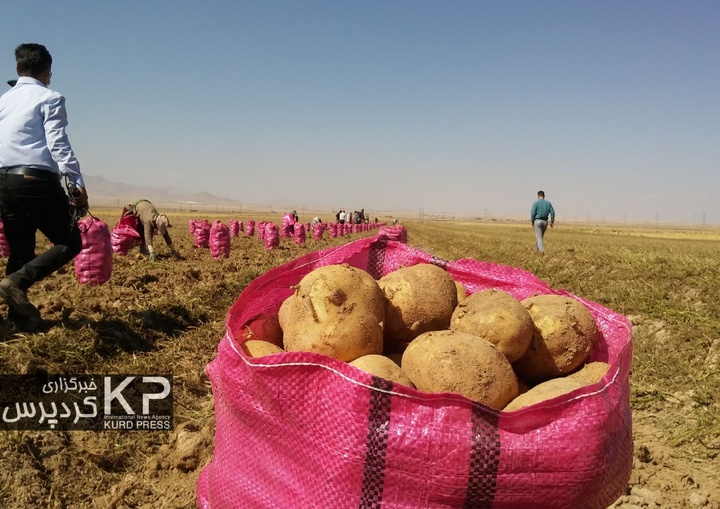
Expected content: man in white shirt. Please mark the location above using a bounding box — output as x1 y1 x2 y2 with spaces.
0 43 89 331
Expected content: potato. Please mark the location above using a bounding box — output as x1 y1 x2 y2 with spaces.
512 295 599 384
503 377 584 411
455 281 467 304
401 330 518 410
567 361 610 384
450 289 534 363
349 354 415 388
279 264 385 362
242 340 285 358
239 314 284 347
504 361 610 411
379 263 458 344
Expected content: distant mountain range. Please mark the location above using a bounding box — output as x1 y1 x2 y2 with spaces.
84 174 241 209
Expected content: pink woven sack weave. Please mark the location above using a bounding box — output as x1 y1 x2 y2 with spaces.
75 217 112 285
198 236 632 509
0 218 10 257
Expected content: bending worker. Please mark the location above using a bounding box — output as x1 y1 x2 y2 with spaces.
125 199 179 261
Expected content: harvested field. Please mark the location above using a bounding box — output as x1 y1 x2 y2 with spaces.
0 211 718 508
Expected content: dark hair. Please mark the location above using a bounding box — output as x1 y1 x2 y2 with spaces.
15 43 52 76
537 190 545 197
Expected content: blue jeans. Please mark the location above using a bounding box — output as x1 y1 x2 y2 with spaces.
534 219 548 252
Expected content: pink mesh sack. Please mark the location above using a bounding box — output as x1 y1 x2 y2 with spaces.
198 237 632 509
210 220 231 259
229 219 240 237
281 213 295 238
245 220 255 237
313 222 325 241
75 217 113 285
293 222 306 245
0 218 10 258
264 222 280 250
193 220 211 249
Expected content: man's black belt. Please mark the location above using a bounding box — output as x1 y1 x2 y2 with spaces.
0 166 54 178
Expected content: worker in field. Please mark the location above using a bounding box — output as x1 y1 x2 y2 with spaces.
0 43 89 332
124 199 180 261
530 190 555 253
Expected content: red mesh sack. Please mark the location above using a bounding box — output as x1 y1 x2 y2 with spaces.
75 217 113 285
281 213 295 238
193 220 211 249
110 211 141 255
0 218 10 258
312 222 325 241
210 220 231 259
293 222 306 245
229 220 240 237
245 220 255 237
264 222 280 250
198 237 632 509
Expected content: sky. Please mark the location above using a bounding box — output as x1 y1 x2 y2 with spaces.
2 1 719 224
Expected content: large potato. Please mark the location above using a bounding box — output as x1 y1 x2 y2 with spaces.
504 361 609 411
512 295 599 383
450 289 534 363
349 354 415 388
401 330 518 410
379 263 458 344
279 264 385 362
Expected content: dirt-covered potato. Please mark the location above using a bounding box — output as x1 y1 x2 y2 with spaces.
379 263 458 344
279 264 385 362
241 340 285 358
349 354 415 388
450 289 534 363
504 361 610 411
512 294 599 384
401 330 518 409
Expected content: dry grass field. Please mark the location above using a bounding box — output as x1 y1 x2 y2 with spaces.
0 210 718 508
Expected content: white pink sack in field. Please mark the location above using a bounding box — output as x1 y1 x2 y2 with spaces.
197 237 632 509
328 223 338 238
210 220 231 259
312 222 325 241
256 221 266 241
193 220 211 249
245 220 255 237
229 220 240 237
75 217 113 285
293 222 306 245
0 218 10 257
281 213 295 238
263 222 280 250
110 214 141 255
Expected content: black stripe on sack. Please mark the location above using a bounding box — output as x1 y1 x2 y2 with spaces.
359 376 393 509
430 255 449 270
367 239 388 280
463 403 501 509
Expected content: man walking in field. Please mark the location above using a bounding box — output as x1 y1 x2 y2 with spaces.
0 43 89 331
530 190 555 253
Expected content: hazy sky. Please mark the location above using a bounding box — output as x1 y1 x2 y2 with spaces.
2 1 718 223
